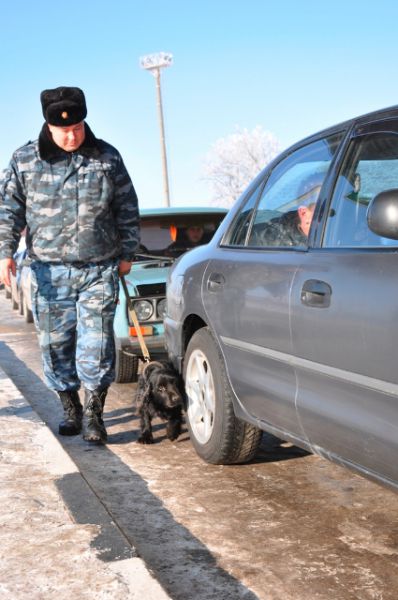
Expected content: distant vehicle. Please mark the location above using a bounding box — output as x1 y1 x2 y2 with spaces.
18 255 33 323
3 282 11 300
4 237 27 313
9 271 19 310
165 104 398 493
114 206 227 383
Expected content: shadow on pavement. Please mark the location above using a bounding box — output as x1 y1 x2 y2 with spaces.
0 341 259 600
254 432 310 463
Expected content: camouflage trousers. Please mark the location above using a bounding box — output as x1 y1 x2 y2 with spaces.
30 259 119 392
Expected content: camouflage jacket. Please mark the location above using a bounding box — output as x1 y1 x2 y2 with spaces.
0 124 140 263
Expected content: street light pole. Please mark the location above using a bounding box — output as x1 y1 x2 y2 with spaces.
140 52 173 207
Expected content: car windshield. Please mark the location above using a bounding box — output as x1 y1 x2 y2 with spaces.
136 212 226 259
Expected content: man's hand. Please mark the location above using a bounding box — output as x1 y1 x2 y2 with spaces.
118 260 132 276
0 258 16 287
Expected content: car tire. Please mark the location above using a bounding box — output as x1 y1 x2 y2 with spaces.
114 348 139 383
183 327 262 465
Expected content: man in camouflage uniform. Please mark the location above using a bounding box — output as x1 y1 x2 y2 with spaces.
0 86 140 444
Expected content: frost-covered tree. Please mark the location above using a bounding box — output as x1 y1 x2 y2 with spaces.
203 126 281 208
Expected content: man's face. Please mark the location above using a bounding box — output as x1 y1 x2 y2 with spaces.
48 121 85 152
186 226 204 244
297 204 315 237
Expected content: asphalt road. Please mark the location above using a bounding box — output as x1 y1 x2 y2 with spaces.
1 289 398 600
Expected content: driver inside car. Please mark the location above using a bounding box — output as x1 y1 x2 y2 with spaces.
166 225 206 255
254 173 322 247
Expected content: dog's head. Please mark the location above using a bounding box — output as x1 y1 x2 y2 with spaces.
140 362 184 409
150 371 183 409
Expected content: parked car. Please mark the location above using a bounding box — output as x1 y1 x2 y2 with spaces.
3 282 12 300
18 254 34 323
5 237 27 312
8 273 18 310
114 206 227 382
165 104 398 492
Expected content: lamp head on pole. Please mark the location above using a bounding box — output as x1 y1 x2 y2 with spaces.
139 52 173 75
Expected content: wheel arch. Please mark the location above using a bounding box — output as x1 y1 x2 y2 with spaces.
182 314 208 355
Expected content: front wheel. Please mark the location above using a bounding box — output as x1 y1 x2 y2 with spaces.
114 347 139 383
183 327 262 464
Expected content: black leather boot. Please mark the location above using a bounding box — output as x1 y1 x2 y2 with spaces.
83 388 108 444
58 390 83 436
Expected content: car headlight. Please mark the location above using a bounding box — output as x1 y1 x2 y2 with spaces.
133 300 154 321
157 298 167 319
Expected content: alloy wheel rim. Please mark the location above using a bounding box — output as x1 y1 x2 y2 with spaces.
185 348 215 444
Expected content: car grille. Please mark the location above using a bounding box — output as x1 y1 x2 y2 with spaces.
136 283 166 297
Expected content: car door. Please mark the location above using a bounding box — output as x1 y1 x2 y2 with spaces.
291 120 398 485
202 131 345 442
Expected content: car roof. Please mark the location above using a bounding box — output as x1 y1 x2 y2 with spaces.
140 206 228 217
297 104 398 146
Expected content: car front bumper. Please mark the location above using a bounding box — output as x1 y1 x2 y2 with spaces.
116 334 168 359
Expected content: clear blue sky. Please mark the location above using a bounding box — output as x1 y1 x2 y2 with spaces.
1 0 398 208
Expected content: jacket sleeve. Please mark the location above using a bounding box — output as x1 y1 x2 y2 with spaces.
112 154 140 261
0 158 27 260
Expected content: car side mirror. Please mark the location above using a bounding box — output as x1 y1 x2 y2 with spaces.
367 189 398 240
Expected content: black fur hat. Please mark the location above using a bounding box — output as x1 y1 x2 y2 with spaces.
40 86 87 126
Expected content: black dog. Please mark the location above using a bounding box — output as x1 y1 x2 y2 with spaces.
134 360 185 444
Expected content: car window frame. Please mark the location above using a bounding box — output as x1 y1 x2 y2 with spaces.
316 117 398 252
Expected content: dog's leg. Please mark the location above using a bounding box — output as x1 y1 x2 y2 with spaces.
137 407 154 444
166 408 182 441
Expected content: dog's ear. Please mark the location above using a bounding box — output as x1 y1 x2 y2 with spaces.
141 380 153 404
135 375 153 406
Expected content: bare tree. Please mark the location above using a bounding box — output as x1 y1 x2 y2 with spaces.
203 126 281 208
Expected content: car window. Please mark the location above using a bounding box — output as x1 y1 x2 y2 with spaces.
138 213 226 258
225 133 343 248
323 132 398 248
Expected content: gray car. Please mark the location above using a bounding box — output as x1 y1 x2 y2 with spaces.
165 104 398 492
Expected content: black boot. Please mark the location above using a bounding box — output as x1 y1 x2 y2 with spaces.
58 391 83 436
83 388 108 444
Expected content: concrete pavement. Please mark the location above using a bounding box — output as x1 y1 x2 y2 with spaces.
0 366 171 600
3 288 398 600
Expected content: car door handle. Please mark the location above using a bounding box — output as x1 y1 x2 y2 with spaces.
301 279 332 308
207 272 225 292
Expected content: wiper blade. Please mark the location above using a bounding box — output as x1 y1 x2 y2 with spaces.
135 252 174 262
